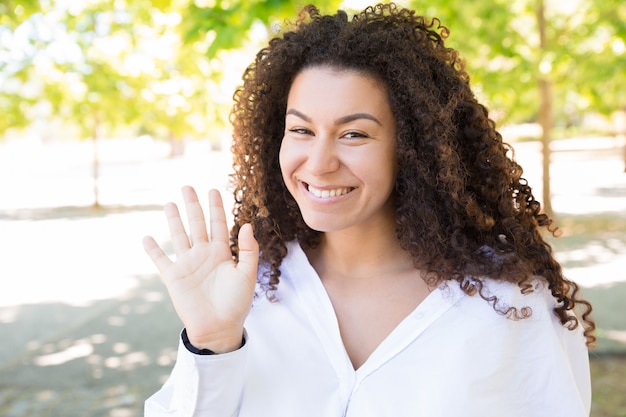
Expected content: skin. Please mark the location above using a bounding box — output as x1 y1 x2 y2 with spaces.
142 187 258 353
144 66 433 368
280 67 398 237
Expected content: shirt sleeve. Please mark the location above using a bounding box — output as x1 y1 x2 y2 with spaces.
520 286 592 417
557 317 592 416
144 330 249 417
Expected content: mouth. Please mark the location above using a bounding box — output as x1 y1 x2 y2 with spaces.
305 183 354 199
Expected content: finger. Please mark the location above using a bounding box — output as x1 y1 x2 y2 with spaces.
208 189 229 243
182 186 208 245
164 202 191 256
142 235 173 274
236 223 259 281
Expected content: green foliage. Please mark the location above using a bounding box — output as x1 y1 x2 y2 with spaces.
0 0 210 142
0 0 40 25
0 0 623 143
411 0 625 124
181 0 343 58
572 0 626 114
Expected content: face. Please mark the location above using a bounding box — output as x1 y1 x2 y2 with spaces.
279 66 398 235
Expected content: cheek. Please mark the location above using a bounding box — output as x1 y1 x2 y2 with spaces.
278 138 293 185
371 150 398 191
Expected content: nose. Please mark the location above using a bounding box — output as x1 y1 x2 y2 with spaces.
306 136 340 175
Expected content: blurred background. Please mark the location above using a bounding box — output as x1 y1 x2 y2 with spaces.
0 0 624 416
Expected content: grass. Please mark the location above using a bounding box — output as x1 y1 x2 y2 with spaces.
591 356 626 417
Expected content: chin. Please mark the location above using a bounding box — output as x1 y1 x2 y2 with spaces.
301 215 349 234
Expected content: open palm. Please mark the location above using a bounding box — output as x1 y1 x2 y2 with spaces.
143 186 258 353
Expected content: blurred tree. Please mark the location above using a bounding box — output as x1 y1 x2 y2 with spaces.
181 0 344 58
571 0 625 116
131 7 217 157
49 1 147 206
2 0 623 208
413 0 626 216
0 1 42 136
572 0 626 170
1 0 212 205
0 0 40 24
0 69 34 137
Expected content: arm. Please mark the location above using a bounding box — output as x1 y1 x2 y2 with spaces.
142 186 259 415
144 331 249 417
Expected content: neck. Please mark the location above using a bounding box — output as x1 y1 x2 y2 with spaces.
308 224 415 282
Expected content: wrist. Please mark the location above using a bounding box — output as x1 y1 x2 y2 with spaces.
183 328 245 354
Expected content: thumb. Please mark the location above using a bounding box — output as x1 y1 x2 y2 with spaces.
236 223 259 282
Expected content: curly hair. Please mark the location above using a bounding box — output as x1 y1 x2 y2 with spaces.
228 2 595 346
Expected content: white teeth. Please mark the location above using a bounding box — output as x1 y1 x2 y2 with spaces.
308 185 351 198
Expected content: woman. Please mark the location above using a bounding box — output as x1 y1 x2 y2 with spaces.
143 3 595 416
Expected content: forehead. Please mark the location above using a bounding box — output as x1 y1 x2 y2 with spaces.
286 66 392 116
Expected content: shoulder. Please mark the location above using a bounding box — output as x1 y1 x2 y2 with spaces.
436 276 588 359
451 276 557 322
439 276 588 353
433 276 577 349
431 279 591 416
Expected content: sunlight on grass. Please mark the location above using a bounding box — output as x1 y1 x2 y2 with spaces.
590 357 626 417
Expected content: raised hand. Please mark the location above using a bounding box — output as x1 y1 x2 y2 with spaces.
142 186 258 353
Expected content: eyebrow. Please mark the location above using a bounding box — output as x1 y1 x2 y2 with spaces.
286 108 382 126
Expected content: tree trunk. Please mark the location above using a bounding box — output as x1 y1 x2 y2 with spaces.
539 78 553 217
168 131 185 157
92 112 101 208
617 108 626 172
536 0 553 218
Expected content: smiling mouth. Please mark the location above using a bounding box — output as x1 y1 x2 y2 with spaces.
306 183 354 198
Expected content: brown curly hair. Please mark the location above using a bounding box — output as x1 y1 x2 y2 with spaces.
228 2 595 346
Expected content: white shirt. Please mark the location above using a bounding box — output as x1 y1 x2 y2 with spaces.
145 241 591 417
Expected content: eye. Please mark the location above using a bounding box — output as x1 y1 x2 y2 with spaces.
342 130 369 139
288 127 313 135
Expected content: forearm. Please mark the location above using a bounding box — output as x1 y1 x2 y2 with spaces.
145 330 249 417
